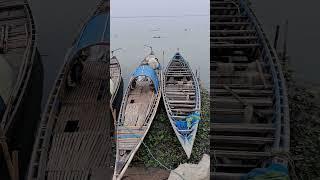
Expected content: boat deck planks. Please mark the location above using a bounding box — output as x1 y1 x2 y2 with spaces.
211 0 290 179
0 0 36 132
110 55 122 121
27 1 113 179
114 52 162 180
44 60 112 175
162 53 201 158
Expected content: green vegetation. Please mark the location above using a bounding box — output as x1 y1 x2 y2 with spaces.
132 88 210 169
284 68 320 179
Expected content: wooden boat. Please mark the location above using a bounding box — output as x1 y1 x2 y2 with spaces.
27 1 113 179
0 0 37 138
0 0 43 179
211 0 290 179
110 53 123 121
162 52 201 158
113 50 162 180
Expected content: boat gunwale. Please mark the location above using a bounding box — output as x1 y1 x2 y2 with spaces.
238 0 290 152
161 53 201 158
26 1 110 179
110 56 122 106
113 61 162 180
0 0 37 134
162 54 201 116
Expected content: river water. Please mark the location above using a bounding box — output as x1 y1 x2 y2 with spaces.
252 1 320 85
29 0 100 106
29 0 209 106
28 0 320 107
111 0 210 90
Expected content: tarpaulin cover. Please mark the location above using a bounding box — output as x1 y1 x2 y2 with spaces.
244 163 289 180
71 13 109 57
175 111 201 132
132 65 159 93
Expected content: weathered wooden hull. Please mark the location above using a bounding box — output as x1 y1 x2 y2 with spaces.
114 56 162 180
110 56 123 120
211 0 290 179
162 53 201 158
27 1 112 180
0 0 37 133
0 49 43 180
0 0 43 178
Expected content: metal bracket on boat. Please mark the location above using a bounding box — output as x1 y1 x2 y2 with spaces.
111 48 122 57
144 45 154 55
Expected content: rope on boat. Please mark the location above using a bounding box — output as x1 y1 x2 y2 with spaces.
120 125 186 180
141 141 186 180
268 151 300 180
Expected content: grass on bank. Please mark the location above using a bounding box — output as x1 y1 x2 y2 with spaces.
284 67 320 179
131 88 210 169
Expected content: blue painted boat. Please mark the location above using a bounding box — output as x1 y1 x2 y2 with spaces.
162 52 201 158
114 50 162 180
27 1 113 179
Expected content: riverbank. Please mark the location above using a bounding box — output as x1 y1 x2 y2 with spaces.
283 62 320 179
130 88 210 172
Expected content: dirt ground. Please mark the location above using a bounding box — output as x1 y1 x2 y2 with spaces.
123 167 170 180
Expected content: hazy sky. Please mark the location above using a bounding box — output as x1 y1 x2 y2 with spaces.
111 0 209 17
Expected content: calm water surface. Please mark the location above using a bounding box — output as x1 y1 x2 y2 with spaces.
29 0 100 106
252 1 320 85
28 0 320 107
29 0 209 107
111 17 210 89
111 0 210 90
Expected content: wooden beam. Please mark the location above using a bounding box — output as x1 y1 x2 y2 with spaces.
12 151 19 180
0 127 15 180
212 36 258 41
256 60 267 88
211 135 274 145
211 30 256 35
211 123 275 133
214 150 271 159
212 43 260 49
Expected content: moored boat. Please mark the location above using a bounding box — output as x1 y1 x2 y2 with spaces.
27 1 113 179
113 49 162 180
0 0 37 138
211 0 290 179
110 49 123 121
162 52 201 158
0 0 43 179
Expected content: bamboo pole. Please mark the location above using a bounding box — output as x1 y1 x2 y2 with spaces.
274 25 280 50
282 20 289 60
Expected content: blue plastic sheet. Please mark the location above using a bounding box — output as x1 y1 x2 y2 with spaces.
132 65 159 93
71 13 109 57
175 112 201 131
244 163 289 180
